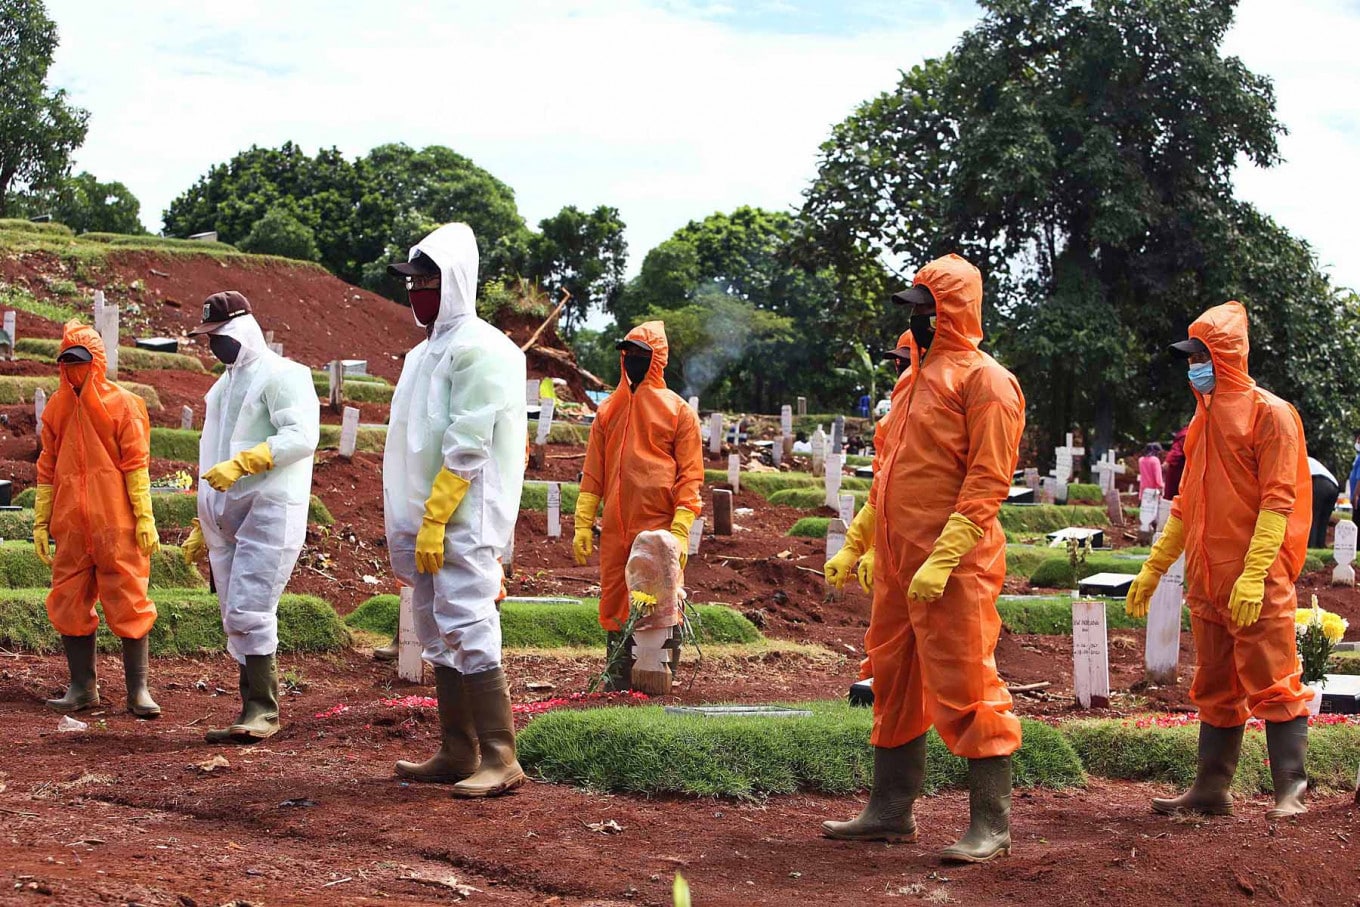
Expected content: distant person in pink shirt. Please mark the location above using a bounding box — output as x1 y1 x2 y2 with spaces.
1138 442 1165 496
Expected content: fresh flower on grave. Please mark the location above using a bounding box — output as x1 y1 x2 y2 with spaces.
313 703 350 719
1296 595 1348 684
1127 712 1359 729
151 469 194 491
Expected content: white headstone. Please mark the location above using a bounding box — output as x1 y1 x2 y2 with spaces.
1024 468 1040 491
831 416 845 454
536 398 555 446
100 305 119 379
1072 599 1110 709
33 387 46 426
771 436 783 467
838 493 855 525
339 406 361 459
2 310 14 356
708 412 723 455
780 405 793 437
93 290 105 324
546 483 562 538
1156 498 1173 534
397 586 422 683
526 379 540 407
687 396 699 415
1038 477 1057 505
1094 450 1126 493
796 396 807 417
1138 488 1162 533
824 453 843 508
687 517 704 557
264 330 275 343
727 453 741 493
267 342 284 356
180 405 193 430
811 426 827 476
1333 519 1357 586
825 518 848 560
1144 555 1184 684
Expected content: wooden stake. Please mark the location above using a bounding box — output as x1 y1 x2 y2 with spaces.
712 489 733 536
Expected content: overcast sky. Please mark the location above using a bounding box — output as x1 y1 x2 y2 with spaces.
43 0 1360 303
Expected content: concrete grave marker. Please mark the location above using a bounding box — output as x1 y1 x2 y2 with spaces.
1024 468 1040 491
397 586 423 682
688 396 699 415
712 489 733 535
708 412 723 456
2 310 14 359
339 406 361 459
797 396 808 417
781 405 793 438
687 517 704 557
1038 478 1057 505
1072 599 1110 709
825 518 848 601
180 405 193 430
831 415 845 454
99 304 119 379
525 379 540 407
264 330 275 343
1333 519 1357 586
1145 554 1184 685
727 453 741 493
811 426 827 476
34 387 46 427
328 360 343 410
536 398 555 446
1105 488 1126 527
824 453 843 508
1157 498 1172 534
771 436 783 466
1138 488 1162 542
1093 449 1126 493
546 482 562 538
838 493 855 525
93 289 105 324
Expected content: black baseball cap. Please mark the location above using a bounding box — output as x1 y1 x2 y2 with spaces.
57 346 93 363
892 284 935 308
386 250 441 278
189 291 253 336
1169 337 1209 358
616 338 652 353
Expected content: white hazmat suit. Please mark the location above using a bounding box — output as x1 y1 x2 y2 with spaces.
198 315 320 661
383 223 527 674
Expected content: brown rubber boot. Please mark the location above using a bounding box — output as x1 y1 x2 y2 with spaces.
45 634 100 712
603 631 635 692
822 734 926 842
1152 723 1244 816
373 633 399 662
396 665 479 782
204 662 248 743
121 635 161 719
1264 716 1309 819
451 667 526 798
940 756 1012 864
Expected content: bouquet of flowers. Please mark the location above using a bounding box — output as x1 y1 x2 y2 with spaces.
151 470 194 492
1295 595 1349 685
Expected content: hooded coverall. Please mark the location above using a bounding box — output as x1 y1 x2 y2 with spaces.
383 223 527 673
38 321 156 639
198 314 320 662
580 322 704 631
867 255 1024 757
1173 301 1311 727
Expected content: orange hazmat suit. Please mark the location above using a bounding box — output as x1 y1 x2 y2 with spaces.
1171 301 1311 727
580 322 704 631
867 254 1024 758
37 321 156 640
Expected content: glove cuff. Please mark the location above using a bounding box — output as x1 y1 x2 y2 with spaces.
34 484 55 527
1144 515 1185 575
574 492 601 531
423 468 471 526
844 503 877 555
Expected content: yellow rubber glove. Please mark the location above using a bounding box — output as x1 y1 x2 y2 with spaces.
1125 516 1185 619
123 467 160 556
203 441 274 492
1229 510 1288 628
183 518 207 565
573 491 601 566
825 503 876 589
670 507 697 569
33 484 54 567
907 513 983 602
856 548 876 594
416 468 471 574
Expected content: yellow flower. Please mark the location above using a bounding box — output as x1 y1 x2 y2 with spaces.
629 590 657 616
1321 613 1349 645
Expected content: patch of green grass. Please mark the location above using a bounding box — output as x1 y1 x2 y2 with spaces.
317 424 387 454
1029 553 1148 589
995 595 1189 634
703 470 869 499
519 481 583 514
518 701 1084 797
546 422 591 445
999 504 1109 536
788 517 832 538
1065 483 1104 505
768 488 869 510
310 374 394 403
0 283 82 323
0 374 160 408
16 338 204 372
0 588 347 656
0 539 203 589
346 595 760 647
1329 651 1360 675
0 219 74 237
0 225 326 276
844 455 873 468
1 493 331 530
149 428 200 462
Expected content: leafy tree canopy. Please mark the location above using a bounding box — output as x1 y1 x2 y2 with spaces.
10 171 145 235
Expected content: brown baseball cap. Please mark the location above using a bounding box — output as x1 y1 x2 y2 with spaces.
189 291 253 335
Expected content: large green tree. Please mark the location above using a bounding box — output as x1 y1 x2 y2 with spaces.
522 204 627 334
0 0 89 217
801 0 1360 467
12 171 144 234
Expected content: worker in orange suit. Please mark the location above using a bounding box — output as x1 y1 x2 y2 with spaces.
823 254 1023 864
572 321 704 690
34 320 161 719
1126 301 1312 820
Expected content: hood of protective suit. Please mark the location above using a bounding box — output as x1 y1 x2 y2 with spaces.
618 321 670 393
911 254 984 353
213 312 269 370
1187 300 1254 395
406 223 479 333
57 321 108 392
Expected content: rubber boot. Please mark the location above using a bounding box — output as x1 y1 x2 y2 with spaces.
395 665 479 782
373 633 399 662
121 635 161 719
603 631 635 692
228 654 280 741
451 667 526 798
940 756 1012 864
45 634 100 712
1264 716 1309 819
822 735 926 842
1152 723 1244 816
204 662 248 743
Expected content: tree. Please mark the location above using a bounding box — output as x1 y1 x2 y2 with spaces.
238 206 321 262
800 0 1358 465
523 205 627 334
0 0 89 217
11 171 145 234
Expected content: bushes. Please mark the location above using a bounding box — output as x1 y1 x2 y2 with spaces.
1028 553 1147 589
346 595 760 648
519 481 583 514
998 504 1108 535
0 540 202 589
518 702 1084 797
703 470 870 500
0 375 160 408
995 595 1189 634
788 517 831 538
0 589 347 656
546 422 591 445
16 338 205 372
310 374 394 403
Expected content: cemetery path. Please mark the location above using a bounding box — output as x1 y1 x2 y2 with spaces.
0 652 1355 906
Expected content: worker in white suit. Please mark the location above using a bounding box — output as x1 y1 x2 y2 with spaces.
182 291 320 744
383 222 528 798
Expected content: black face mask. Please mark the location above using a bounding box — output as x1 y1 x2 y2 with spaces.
910 313 936 352
623 352 652 389
210 333 242 365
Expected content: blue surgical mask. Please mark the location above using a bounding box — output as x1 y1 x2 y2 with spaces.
1188 361 1215 394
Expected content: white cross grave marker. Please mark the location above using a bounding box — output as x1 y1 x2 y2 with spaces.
1094 449 1127 494
708 412 723 455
